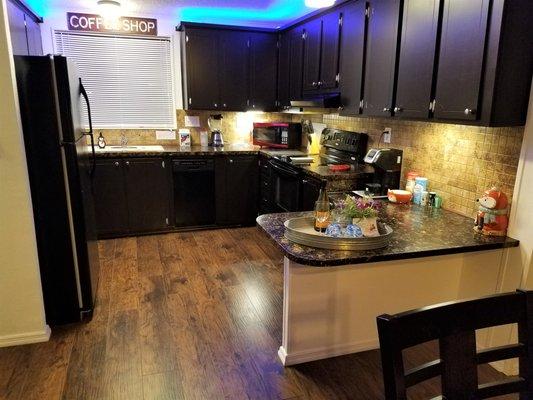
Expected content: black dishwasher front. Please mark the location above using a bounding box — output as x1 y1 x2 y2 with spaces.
172 159 215 227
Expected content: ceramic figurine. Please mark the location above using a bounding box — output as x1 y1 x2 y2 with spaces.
474 187 509 236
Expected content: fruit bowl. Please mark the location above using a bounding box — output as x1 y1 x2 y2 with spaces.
387 189 413 204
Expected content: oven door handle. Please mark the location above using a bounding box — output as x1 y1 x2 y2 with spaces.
269 161 300 178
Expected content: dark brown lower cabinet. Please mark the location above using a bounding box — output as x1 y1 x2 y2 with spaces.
215 155 259 226
93 158 170 237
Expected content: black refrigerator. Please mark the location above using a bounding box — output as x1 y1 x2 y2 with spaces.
14 55 100 325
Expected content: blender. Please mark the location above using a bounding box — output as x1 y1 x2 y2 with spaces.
208 114 224 147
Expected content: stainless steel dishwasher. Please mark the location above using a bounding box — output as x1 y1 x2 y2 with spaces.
172 159 216 227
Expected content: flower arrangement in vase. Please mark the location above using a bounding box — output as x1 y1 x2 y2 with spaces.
342 195 382 237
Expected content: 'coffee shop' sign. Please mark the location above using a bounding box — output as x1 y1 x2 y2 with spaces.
67 12 158 36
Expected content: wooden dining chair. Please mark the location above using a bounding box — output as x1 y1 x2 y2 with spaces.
377 290 533 399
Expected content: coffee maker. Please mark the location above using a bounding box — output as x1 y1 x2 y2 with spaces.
208 114 224 147
363 148 403 195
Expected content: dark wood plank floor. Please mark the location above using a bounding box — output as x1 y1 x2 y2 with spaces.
0 228 516 399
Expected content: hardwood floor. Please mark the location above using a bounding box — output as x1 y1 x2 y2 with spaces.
0 227 516 399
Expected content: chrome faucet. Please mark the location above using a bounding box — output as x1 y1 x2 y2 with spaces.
120 132 128 147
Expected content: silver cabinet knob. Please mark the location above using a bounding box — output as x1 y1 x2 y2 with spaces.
383 107 391 112
464 108 476 115
394 107 403 112
312 81 318 87
114 161 120 167
223 103 227 108
302 179 308 184
338 106 344 111
229 159 234 163
318 81 323 86
125 161 130 166
214 103 218 108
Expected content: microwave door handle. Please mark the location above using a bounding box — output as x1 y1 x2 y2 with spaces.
79 78 96 177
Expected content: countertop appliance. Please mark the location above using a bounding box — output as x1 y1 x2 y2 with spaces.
208 114 224 147
14 55 99 325
363 148 403 195
253 122 302 149
172 159 216 227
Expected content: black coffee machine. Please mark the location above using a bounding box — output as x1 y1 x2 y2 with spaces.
363 148 403 195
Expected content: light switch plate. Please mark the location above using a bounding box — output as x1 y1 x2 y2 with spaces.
383 128 392 144
156 130 176 140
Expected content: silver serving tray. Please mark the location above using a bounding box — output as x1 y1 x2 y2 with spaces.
284 217 393 251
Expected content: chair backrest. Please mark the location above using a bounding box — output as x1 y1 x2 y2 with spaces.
376 289 533 400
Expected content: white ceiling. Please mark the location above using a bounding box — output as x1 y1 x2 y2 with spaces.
38 0 322 27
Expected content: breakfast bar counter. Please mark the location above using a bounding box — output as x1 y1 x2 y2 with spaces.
256 205 520 366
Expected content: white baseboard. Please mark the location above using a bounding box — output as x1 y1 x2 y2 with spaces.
279 339 380 366
0 325 51 348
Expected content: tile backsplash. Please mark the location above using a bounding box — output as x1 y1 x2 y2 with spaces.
99 110 524 218
295 113 524 217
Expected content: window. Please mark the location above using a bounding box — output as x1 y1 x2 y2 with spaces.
54 31 175 129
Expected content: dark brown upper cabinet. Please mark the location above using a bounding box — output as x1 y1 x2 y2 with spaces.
302 11 342 93
249 32 279 111
278 26 305 107
181 28 221 110
394 0 440 119
7 0 43 56
338 0 367 115
302 18 322 92
219 30 249 111
433 0 489 122
362 0 402 117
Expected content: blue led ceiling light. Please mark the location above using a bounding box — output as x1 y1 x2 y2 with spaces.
22 0 48 18
178 0 319 28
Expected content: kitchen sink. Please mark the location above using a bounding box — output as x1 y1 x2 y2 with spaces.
103 145 165 152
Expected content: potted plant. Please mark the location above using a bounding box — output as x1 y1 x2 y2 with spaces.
342 195 382 237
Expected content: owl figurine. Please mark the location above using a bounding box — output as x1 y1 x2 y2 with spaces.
474 187 509 237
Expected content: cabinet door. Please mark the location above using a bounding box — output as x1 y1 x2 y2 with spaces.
7 0 28 55
26 17 43 56
434 0 490 121
183 29 220 110
362 0 402 117
278 32 290 108
249 33 278 111
395 0 440 119
302 18 322 92
125 158 170 233
319 11 341 90
301 177 322 211
93 159 129 236
216 156 259 225
339 1 367 115
219 30 249 111
289 27 305 101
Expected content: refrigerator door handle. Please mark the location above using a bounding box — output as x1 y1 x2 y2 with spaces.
79 78 96 177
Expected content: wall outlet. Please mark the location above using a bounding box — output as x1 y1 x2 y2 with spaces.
383 128 392 144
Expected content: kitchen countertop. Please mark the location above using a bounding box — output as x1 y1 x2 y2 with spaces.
94 145 371 180
256 204 519 267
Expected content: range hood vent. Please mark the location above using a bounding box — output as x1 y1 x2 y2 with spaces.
290 93 341 109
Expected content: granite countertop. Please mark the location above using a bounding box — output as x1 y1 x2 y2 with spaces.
94 144 261 157
256 204 519 267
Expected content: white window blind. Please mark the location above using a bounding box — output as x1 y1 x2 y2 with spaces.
54 31 175 129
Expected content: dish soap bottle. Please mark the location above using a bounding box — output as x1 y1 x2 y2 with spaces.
314 181 330 233
97 132 106 149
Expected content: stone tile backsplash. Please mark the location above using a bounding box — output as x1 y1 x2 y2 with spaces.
98 110 524 218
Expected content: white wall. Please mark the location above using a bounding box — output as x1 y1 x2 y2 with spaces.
40 7 183 110
0 0 50 347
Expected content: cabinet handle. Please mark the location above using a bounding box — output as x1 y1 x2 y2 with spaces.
302 179 308 184
214 103 218 108
318 81 323 86
464 108 476 115
338 106 344 111
114 161 120 167
229 159 234 163
383 107 391 113
125 161 130 166
312 81 318 87
223 103 227 108
394 107 403 113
